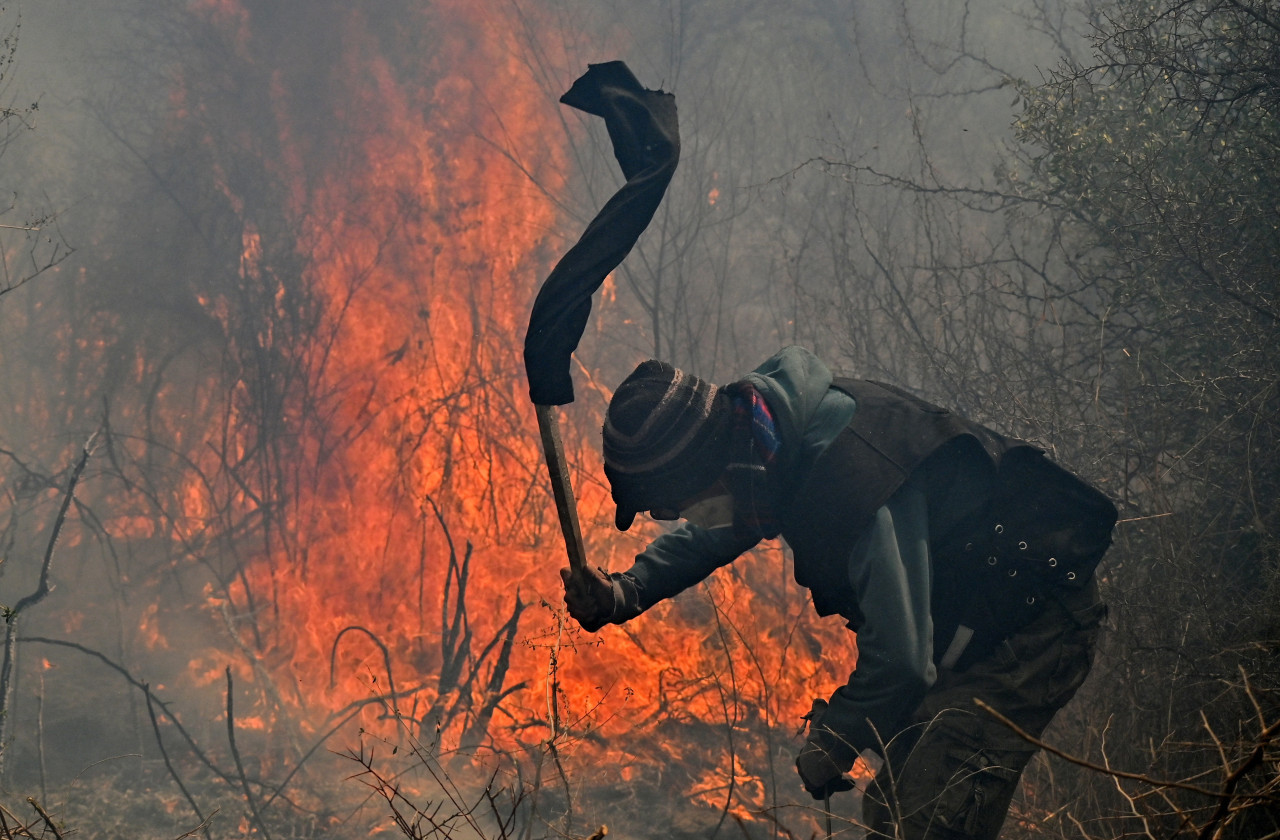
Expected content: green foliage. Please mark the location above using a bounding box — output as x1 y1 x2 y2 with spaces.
1009 0 1279 567
1012 0 1279 321
1000 2 1280 836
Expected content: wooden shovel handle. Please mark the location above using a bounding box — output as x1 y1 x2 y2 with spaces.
535 404 589 578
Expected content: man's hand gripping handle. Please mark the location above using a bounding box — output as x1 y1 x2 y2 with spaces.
536 404 613 631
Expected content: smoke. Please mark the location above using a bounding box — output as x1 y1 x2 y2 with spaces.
0 0 1096 835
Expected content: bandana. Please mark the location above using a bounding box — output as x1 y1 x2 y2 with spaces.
725 382 782 540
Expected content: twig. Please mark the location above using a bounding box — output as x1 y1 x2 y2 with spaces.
261 704 367 811
16 432 97 616
546 610 575 832
329 625 398 705
0 432 97 774
460 592 528 751
25 634 423 819
24 798 61 840
520 746 546 840
1196 696 1280 839
145 684 210 840
36 669 46 805
979 693 1280 837
22 637 233 785
225 668 272 840
1116 512 1175 523
706 587 743 839
974 698 1225 799
172 810 219 840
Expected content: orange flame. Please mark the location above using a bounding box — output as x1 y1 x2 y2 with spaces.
146 0 857 824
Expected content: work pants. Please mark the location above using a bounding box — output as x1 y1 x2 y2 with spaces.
861 580 1105 839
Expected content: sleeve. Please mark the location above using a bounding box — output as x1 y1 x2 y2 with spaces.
816 475 937 759
604 524 760 623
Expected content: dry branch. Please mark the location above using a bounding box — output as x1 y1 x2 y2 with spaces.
145 683 210 839
976 696 1280 836
23 799 59 840
225 667 272 840
0 433 97 776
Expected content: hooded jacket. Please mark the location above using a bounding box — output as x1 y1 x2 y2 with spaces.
605 346 1114 755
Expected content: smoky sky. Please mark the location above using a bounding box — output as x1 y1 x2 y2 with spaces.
7 0 1082 278
0 0 1106 830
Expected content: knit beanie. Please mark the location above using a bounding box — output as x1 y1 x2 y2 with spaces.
603 360 733 530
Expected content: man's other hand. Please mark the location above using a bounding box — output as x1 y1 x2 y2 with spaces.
796 699 857 800
797 734 856 799
560 566 615 631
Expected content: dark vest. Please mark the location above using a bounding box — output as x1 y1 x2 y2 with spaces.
777 379 1115 641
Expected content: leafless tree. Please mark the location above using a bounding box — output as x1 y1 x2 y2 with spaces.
796 0 1279 835
0 8 72 300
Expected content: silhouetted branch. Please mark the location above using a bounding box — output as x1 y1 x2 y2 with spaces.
344 737 532 840
460 592 529 752
0 433 97 775
22 634 381 823
225 667 272 840
22 636 231 783
976 698 1224 798
144 684 211 840
24 799 61 840
329 625 399 708
976 694 1280 833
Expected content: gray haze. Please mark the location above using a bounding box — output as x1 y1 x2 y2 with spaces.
3 0 1274 837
